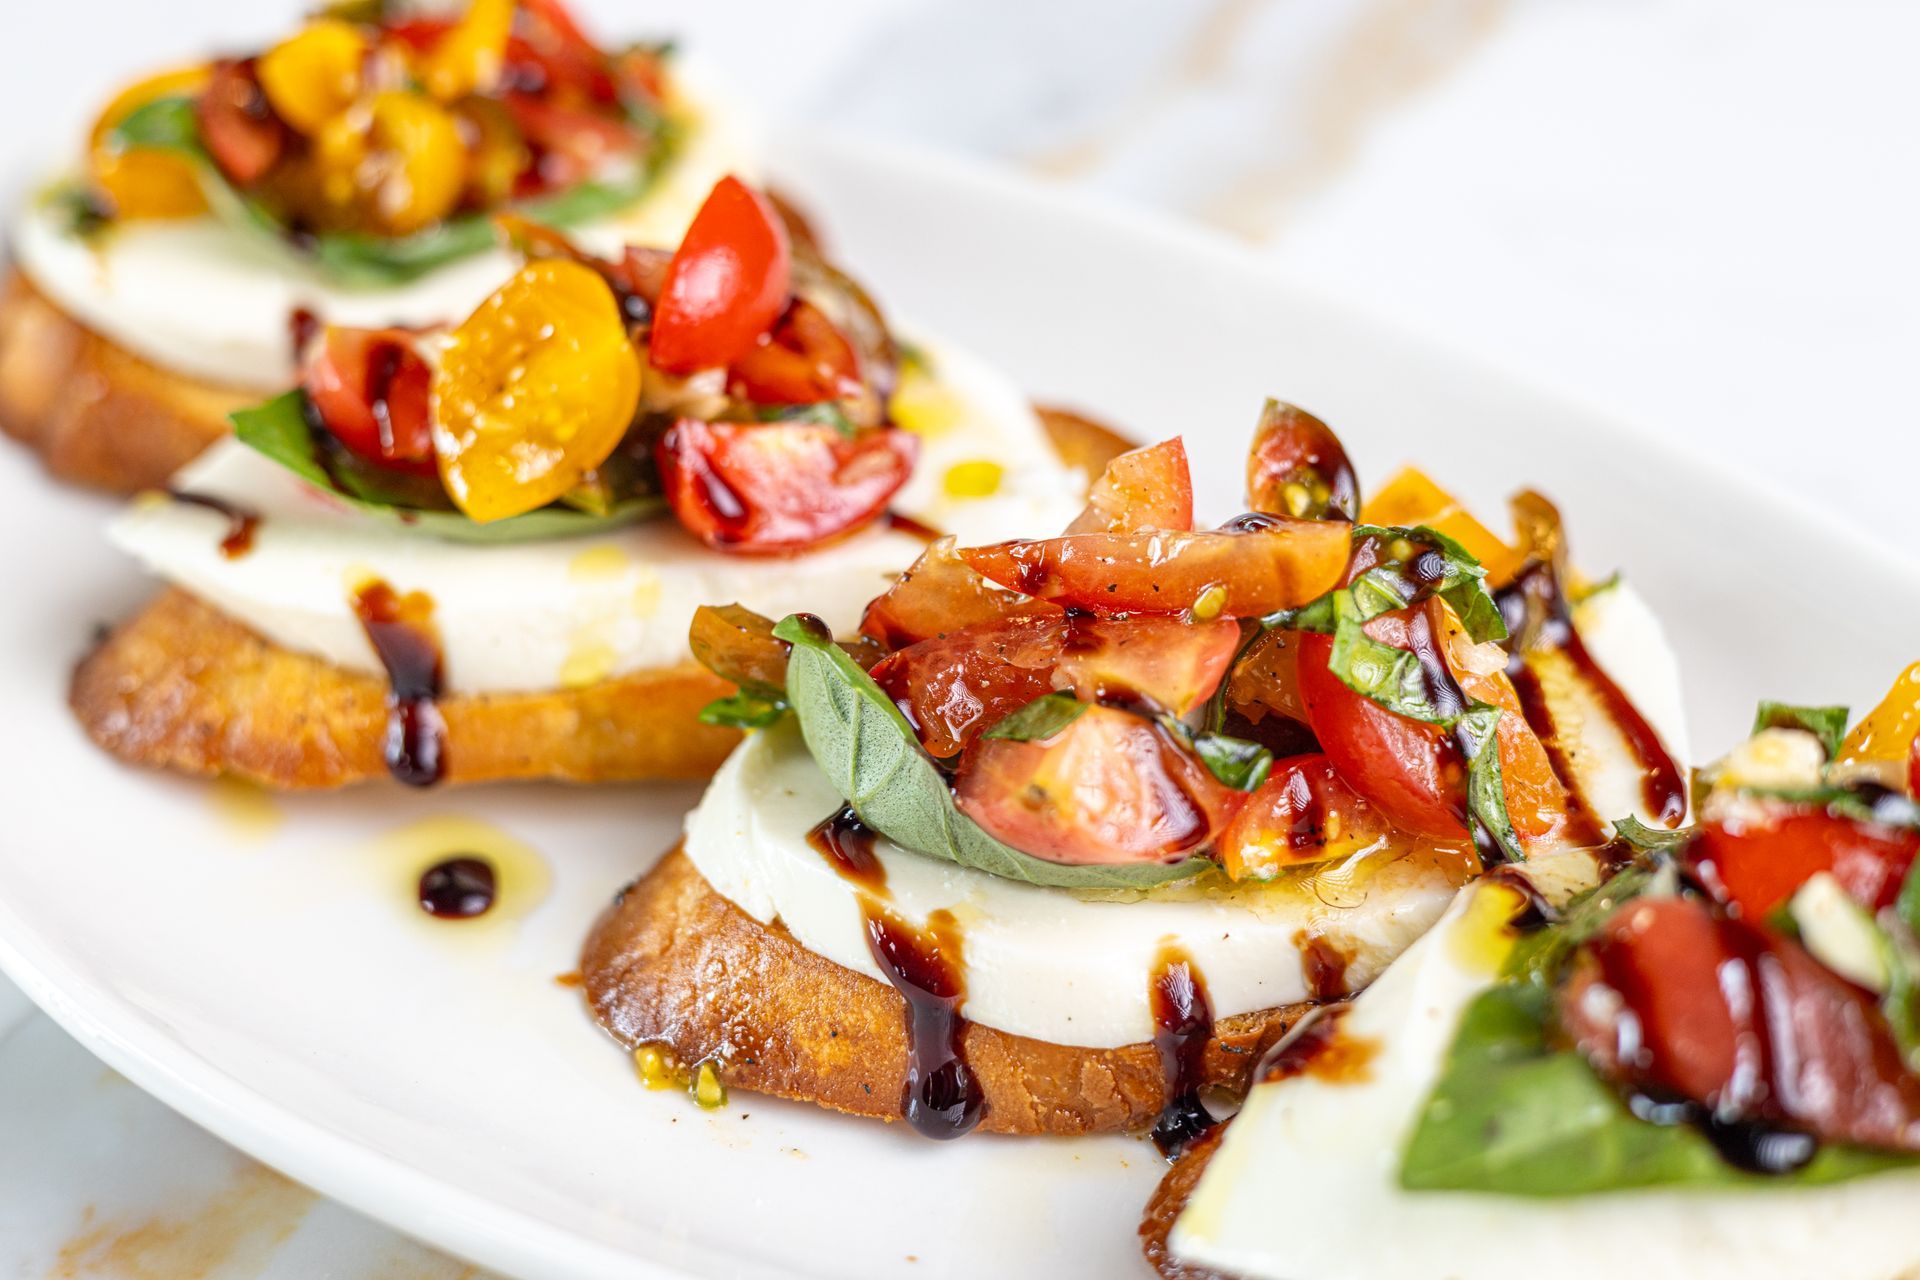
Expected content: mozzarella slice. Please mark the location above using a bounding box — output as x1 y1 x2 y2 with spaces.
678 581 1687 1049
12 60 754 389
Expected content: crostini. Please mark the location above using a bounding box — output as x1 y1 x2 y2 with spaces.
3 0 749 491
73 177 1114 787
1149 666 1920 1280
582 403 1690 1138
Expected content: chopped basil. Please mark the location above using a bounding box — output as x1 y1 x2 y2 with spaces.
231 391 660 542
1501 859 1660 989
775 615 1212 890
755 401 858 438
1752 700 1850 759
1613 813 1695 854
982 691 1088 742
699 683 791 730
1186 730 1273 793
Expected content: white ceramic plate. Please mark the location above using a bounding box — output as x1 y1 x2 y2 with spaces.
1 130 1915 1280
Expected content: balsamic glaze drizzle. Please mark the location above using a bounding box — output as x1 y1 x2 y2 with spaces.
1148 946 1217 1157
351 580 447 787
166 490 260 560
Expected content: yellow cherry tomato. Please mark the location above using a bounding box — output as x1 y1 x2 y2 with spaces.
419 0 517 102
1837 661 1920 768
88 66 211 219
258 20 368 136
366 92 466 234
432 260 642 523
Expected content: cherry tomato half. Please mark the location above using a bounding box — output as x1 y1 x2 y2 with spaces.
302 327 436 474
729 299 863 405
1246 400 1358 521
197 59 287 187
1216 753 1391 880
1687 808 1920 921
955 703 1243 866
649 176 791 374
859 537 1060 649
656 420 915 553
1066 437 1194 534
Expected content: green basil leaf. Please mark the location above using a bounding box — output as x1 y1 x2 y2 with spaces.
756 401 858 438
1459 703 1525 863
775 614 1212 890
1400 983 1916 1194
1752 700 1850 759
1351 522 1509 645
1613 814 1694 854
105 96 201 152
1502 860 1660 987
1898 856 1920 942
1261 592 1336 634
231 391 661 543
1189 730 1273 793
699 684 791 730
983 691 1088 742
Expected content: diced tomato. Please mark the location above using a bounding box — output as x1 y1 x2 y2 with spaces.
516 0 617 101
1246 400 1358 521
954 704 1244 866
1216 753 1391 879
1687 809 1920 921
871 614 1240 758
959 514 1351 619
301 327 436 474
504 93 637 194
729 299 863 405
656 420 914 553
1562 896 1920 1153
382 18 457 52
650 176 791 374
1226 629 1309 728
197 60 287 186
1066 437 1193 534
859 537 1060 649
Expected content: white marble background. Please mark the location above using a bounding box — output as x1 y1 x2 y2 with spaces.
3 0 1916 1274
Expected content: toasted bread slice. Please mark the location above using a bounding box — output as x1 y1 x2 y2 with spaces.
0 269 253 493
581 847 1308 1137
71 588 742 787
1141 1127 1236 1279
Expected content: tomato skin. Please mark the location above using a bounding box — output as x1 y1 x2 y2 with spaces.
859 537 1060 649
1216 753 1391 879
650 177 791 374
1246 401 1358 521
1295 628 1467 841
1562 896 1920 1152
1687 809 1920 921
954 704 1244 866
729 299 863 405
959 516 1351 618
197 59 287 186
502 94 636 195
656 420 915 553
870 614 1240 758
301 327 436 474
1067 437 1193 534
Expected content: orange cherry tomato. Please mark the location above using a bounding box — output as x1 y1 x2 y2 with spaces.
1066 437 1193 534
302 327 436 474
1216 753 1392 879
196 59 288 186
954 704 1244 866
649 176 791 374
729 299 863 405
656 420 915 553
257 20 367 136
1247 400 1358 521
859 537 1060 649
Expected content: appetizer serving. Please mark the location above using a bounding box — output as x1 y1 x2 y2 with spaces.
1150 668 1920 1280
72 175 1109 787
1 0 748 491
582 404 1689 1139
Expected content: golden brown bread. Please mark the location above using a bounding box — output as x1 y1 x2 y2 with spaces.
0 268 254 492
581 847 1308 1137
71 588 742 787
1140 1126 1237 1280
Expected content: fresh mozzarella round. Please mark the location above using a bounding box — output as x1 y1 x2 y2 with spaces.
11 60 754 389
107 333 1087 694
678 582 1687 1049
1169 868 1920 1280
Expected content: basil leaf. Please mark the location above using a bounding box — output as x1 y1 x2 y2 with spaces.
983 691 1088 742
1459 704 1524 863
1188 730 1273 793
231 391 661 543
106 96 201 152
1502 860 1659 987
1350 522 1509 645
1400 983 1915 1194
1613 814 1694 854
1261 592 1336 634
1898 857 1920 942
699 684 791 730
1752 701 1850 759
756 401 858 438
775 615 1212 890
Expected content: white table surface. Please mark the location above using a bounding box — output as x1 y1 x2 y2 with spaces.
3 0 1914 1274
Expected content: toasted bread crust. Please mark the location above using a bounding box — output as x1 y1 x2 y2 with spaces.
0 268 254 492
581 847 1308 1137
1140 1127 1236 1279
70 588 741 787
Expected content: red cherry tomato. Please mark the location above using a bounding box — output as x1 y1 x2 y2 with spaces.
1687 809 1920 921
197 60 286 186
959 515 1351 619
301 327 436 474
859 537 1060 649
954 704 1244 866
1216 753 1392 879
1562 896 1920 1152
502 94 636 195
729 299 863 405
1067 437 1194 534
649 176 791 374
1246 400 1358 521
656 420 914 553
870 614 1240 758
517 0 618 101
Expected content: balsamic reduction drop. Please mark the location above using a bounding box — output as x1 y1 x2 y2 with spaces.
166 490 260 559
418 856 496 919
1148 946 1217 1157
351 580 448 787
806 804 887 893
865 908 984 1139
